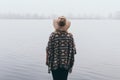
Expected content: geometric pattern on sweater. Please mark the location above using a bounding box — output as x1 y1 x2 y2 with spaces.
46 31 76 73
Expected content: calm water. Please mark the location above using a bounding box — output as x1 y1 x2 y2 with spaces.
0 19 120 80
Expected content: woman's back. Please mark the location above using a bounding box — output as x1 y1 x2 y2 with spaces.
47 31 76 73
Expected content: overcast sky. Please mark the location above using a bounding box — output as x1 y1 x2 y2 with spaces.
0 0 120 16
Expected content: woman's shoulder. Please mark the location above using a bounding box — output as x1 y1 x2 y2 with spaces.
49 32 56 36
50 31 58 35
50 31 73 37
49 31 59 37
67 32 73 37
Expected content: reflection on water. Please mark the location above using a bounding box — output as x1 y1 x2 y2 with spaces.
0 19 120 80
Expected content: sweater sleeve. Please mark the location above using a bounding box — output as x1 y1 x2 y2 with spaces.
68 33 76 72
46 32 55 73
46 32 54 53
70 33 76 55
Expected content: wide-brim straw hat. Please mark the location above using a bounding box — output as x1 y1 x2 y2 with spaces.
53 16 71 31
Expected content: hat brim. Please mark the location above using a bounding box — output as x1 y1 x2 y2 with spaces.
53 19 71 31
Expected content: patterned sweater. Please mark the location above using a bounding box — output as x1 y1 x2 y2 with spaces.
46 31 76 73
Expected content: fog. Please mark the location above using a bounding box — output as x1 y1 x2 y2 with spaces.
0 0 120 16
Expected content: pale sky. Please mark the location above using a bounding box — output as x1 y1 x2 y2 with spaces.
0 0 120 16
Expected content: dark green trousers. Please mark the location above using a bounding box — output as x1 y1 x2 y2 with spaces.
52 68 69 80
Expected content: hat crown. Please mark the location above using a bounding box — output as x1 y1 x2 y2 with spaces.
53 16 71 31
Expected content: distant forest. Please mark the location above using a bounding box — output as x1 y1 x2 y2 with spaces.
0 11 120 19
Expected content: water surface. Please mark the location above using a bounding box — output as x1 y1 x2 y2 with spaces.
0 19 120 80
